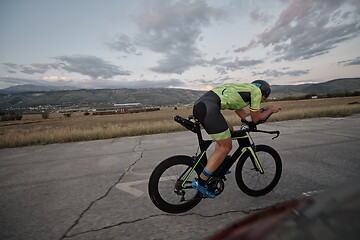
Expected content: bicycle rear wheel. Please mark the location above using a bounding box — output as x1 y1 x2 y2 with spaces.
148 155 203 213
235 145 282 197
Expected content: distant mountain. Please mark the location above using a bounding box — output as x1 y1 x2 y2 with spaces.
0 88 205 108
271 78 360 98
0 78 359 109
0 84 78 94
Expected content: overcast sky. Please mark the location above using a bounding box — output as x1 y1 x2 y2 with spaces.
0 0 359 90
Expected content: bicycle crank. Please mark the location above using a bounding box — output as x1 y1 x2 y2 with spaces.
207 177 225 196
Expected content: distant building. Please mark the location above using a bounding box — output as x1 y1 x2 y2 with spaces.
114 103 141 107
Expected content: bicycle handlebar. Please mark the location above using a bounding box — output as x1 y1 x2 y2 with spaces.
247 127 280 140
240 118 280 139
174 115 280 139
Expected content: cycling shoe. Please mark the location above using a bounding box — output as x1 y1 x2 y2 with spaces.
191 180 216 199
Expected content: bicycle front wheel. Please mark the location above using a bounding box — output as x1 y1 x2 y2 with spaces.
235 145 282 197
148 155 203 213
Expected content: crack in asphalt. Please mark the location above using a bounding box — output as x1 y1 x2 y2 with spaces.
59 136 144 240
62 207 266 238
58 132 275 239
59 133 270 239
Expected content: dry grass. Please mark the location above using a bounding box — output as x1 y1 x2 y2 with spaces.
1 96 360 148
0 107 192 148
217 96 360 127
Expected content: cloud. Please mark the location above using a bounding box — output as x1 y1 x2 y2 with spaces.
107 34 142 55
253 69 310 77
110 0 225 74
3 56 132 80
0 76 67 89
79 79 184 89
43 76 71 82
338 56 360 66
291 80 320 85
0 76 40 85
215 67 228 75
55 55 131 79
212 58 263 75
349 0 360 14
250 10 274 24
222 58 264 71
0 76 184 90
1 56 184 89
234 39 256 53
187 76 234 89
236 0 360 61
3 63 59 75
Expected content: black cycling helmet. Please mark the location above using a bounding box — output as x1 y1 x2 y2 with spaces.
251 80 271 100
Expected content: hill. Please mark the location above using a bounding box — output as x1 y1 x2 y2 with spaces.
0 78 359 109
270 78 360 98
0 88 205 109
0 84 78 94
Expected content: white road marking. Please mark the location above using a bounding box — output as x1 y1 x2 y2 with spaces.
302 189 324 197
115 175 177 197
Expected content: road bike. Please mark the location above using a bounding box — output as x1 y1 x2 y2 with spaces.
148 114 282 213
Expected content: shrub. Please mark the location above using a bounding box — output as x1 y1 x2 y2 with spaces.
1 114 22 121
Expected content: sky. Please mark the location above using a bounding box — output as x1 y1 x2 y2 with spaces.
0 0 359 90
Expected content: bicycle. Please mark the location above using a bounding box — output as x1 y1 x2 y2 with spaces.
148 114 282 213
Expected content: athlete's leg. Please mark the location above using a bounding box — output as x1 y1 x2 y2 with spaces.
192 91 232 198
206 138 232 172
198 138 232 184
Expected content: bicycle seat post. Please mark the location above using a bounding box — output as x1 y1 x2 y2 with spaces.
195 121 203 145
190 116 212 153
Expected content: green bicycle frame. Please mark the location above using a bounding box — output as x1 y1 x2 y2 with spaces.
242 146 264 174
181 151 207 188
180 132 265 188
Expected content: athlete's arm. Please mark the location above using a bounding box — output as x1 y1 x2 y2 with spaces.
235 109 248 120
250 105 281 123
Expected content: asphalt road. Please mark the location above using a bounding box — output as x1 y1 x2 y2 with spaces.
1 114 360 240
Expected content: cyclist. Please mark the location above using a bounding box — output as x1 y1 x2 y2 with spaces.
192 80 281 198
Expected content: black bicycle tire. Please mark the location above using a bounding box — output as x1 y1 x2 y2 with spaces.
148 155 203 213
235 145 282 197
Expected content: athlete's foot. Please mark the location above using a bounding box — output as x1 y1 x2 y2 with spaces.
191 180 216 199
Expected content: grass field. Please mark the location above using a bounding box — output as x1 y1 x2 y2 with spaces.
1 96 360 148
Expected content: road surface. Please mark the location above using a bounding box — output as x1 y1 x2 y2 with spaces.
1 115 359 240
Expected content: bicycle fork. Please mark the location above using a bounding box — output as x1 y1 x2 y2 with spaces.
242 146 264 174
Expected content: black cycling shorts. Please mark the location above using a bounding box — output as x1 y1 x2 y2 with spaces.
193 91 231 140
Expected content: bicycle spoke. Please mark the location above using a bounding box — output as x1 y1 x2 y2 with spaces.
241 150 277 191
157 163 198 205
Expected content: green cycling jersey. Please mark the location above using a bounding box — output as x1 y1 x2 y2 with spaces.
211 83 262 111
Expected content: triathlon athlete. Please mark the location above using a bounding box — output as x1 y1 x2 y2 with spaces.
192 80 281 198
